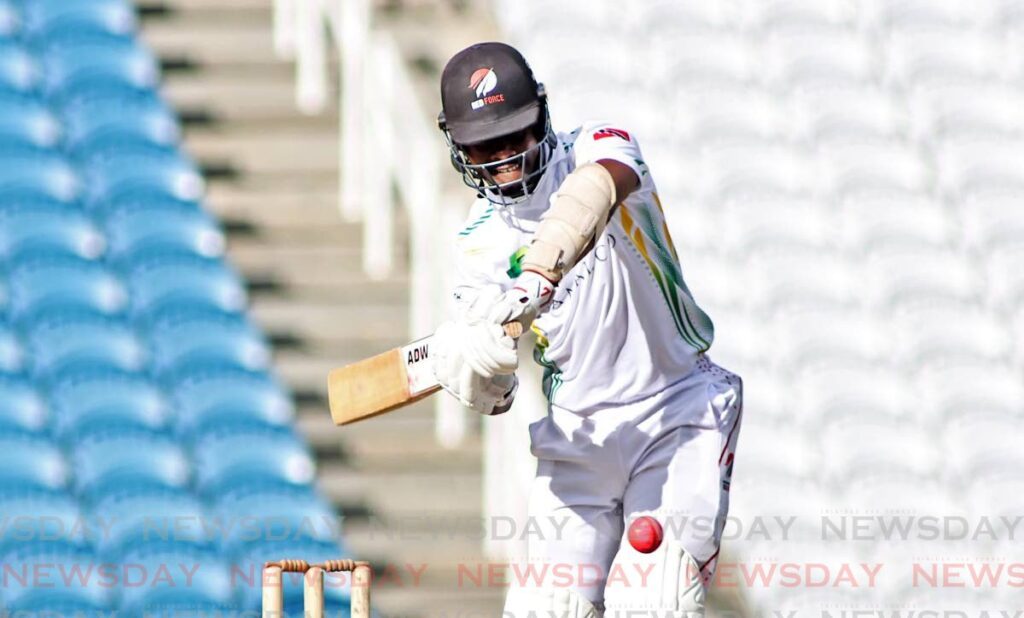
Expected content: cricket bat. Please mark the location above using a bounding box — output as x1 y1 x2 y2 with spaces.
327 322 524 425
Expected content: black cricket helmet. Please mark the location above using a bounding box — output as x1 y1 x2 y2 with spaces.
437 42 557 207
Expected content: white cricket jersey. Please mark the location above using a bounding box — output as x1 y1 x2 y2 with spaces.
450 121 714 415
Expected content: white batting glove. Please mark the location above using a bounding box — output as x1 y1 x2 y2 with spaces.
486 271 556 329
432 319 518 414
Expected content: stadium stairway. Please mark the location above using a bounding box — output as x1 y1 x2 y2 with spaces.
137 0 505 615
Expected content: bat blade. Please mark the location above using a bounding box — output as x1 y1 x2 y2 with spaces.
326 322 524 426
327 336 440 425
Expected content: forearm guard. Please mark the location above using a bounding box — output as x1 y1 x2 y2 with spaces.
520 162 618 281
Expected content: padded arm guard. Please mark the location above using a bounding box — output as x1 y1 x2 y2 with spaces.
520 162 618 281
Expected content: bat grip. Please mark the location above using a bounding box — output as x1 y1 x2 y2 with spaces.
502 322 524 339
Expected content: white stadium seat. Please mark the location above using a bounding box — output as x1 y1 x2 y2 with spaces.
650 31 758 87
908 82 1024 140
727 475 831 542
793 363 912 428
969 475 1024 520
944 416 1024 479
495 0 613 40
746 249 857 313
884 26 1005 88
840 189 953 253
984 244 1024 312
960 187 1024 253
737 0 857 31
634 0 738 33
890 305 1011 370
737 422 819 478
860 0 995 30
917 360 1024 421
524 34 634 94
659 194 723 253
775 306 890 371
1014 308 1024 369
641 138 703 202
863 246 983 310
791 84 908 141
697 141 817 199
704 307 765 368
817 137 932 195
679 253 746 311
675 84 790 143
843 473 956 512
720 193 830 257
820 416 940 483
762 28 878 88
936 136 1024 196
731 365 785 421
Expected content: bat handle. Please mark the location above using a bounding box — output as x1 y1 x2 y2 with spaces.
502 322 525 339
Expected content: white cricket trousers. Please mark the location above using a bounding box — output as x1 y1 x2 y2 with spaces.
505 354 743 610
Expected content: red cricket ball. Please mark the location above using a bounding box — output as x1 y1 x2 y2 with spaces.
627 515 664 554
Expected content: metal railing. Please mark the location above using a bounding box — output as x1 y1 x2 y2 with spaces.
273 0 471 446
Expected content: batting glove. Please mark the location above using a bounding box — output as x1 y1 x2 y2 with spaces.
486 270 556 329
432 319 518 414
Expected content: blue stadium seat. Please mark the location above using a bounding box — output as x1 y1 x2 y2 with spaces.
0 150 80 202
116 545 238 614
0 375 47 433
0 431 68 491
148 309 271 380
94 194 202 217
215 483 339 555
0 41 39 94
236 538 351 615
91 487 211 557
81 144 204 206
0 94 61 149
0 490 86 556
192 425 316 497
7 257 127 324
0 0 18 40
0 323 26 374
105 200 225 264
71 428 189 500
0 202 105 263
63 93 179 155
128 254 247 320
49 370 168 442
25 312 145 380
41 34 158 102
0 545 113 611
173 368 294 437
23 0 137 41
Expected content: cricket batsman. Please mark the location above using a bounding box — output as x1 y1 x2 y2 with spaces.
430 42 743 617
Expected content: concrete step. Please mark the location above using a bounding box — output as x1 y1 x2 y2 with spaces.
229 243 410 288
138 0 270 11
206 186 344 226
318 464 482 519
141 14 279 66
251 294 408 339
185 125 338 176
369 589 503 618
328 417 482 474
161 71 335 124
227 240 360 272
253 280 409 307
273 348 424 395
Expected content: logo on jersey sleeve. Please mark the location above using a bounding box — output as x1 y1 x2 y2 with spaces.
469 67 504 110
593 127 631 142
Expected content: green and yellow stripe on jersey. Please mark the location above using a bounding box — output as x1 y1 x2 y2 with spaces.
618 194 714 352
